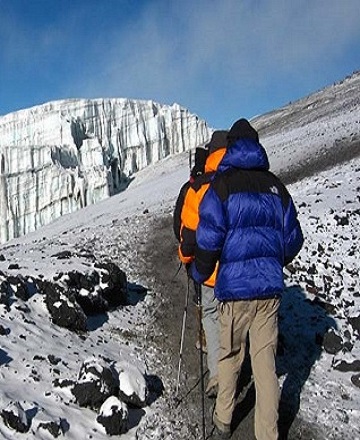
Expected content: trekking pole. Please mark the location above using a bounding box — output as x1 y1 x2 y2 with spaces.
176 276 190 396
194 282 206 440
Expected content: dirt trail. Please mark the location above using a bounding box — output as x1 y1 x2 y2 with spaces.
142 212 325 440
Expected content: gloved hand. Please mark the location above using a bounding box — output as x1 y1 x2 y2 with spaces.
187 261 207 285
185 262 193 278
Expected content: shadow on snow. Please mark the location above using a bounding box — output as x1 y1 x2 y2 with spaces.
231 284 337 439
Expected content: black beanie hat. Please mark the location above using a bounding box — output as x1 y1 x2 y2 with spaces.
206 130 229 154
227 118 259 145
190 147 208 178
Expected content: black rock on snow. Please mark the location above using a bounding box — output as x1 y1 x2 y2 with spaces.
96 396 128 436
1 401 30 433
72 357 119 410
38 280 88 333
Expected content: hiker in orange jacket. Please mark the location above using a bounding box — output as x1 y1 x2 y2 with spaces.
173 130 228 397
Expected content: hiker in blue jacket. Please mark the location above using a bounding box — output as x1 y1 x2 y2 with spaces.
191 118 304 440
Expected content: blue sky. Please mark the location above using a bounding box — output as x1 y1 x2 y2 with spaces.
0 0 359 129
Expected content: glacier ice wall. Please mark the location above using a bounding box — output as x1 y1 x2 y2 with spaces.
0 98 211 243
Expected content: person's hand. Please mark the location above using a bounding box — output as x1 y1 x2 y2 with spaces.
185 262 192 278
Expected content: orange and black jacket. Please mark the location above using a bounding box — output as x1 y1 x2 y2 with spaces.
173 148 226 287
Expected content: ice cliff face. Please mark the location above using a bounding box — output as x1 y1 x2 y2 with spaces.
0 98 211 243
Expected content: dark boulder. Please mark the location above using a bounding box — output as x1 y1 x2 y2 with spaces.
323 329 344 354
96 396 128 436
1 401 30 433
95 262 128 307
72 357 119 410
38 280 87 332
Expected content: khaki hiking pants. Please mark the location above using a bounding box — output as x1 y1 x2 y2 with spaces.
214 297 280 440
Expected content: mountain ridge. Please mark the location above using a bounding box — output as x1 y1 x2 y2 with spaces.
249 71 360 184
252 70 360 134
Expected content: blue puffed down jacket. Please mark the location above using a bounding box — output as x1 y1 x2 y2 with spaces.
191 138 304 301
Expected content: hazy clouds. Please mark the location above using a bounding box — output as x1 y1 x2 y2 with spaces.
1 0 359 126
